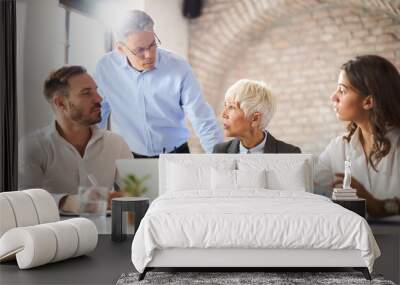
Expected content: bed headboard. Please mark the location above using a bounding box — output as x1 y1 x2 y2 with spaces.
159 154 314 195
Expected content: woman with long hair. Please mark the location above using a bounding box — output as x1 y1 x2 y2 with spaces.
315 55 400 218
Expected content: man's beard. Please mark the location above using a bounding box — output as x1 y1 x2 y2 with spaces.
68 102 101 126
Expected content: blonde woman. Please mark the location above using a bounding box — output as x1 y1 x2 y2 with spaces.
213 79 300 154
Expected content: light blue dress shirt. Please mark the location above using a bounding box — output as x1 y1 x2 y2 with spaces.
239 132 268 154
94 48 223 156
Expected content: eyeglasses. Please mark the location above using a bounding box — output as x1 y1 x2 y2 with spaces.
123 33 161 59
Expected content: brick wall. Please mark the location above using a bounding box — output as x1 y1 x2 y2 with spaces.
187 0 400 154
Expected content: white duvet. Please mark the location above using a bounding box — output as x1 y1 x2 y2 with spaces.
131 190 380 273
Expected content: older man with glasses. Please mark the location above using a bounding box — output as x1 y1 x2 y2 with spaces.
95 10 223 158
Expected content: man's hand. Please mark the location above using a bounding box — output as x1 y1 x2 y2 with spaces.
59 194 79 214
60 191 126 214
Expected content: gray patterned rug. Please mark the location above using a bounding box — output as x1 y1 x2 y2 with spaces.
116 271 396 285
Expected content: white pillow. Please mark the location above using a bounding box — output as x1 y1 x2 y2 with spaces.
266 163 306 191
211 168 236 190
237 169 266 189
211 169 266 191
238 158 308 191
167 160 235 192
168 162 209 191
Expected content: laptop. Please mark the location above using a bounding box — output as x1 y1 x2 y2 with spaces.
116 159 159 202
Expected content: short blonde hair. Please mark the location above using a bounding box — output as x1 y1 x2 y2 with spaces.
225 79 276 130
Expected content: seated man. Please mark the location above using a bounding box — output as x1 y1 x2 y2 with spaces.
213 79 300 154
18 66 132 213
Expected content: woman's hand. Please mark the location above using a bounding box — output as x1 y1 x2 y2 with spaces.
332 173 386 218
332 173 371 200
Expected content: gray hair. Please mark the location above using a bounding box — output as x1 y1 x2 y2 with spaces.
225 79 276 130
114 10 154 43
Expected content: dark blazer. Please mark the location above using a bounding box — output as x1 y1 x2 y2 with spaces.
212 133 301 154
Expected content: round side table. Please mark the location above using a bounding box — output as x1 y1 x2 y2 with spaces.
111 197 149 242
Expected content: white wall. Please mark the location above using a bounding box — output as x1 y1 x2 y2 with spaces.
17 0 65 139
144 0 188 59
69 12 107 74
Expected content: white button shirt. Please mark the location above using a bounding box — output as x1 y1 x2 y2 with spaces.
314 127 400 200
18 122 133 205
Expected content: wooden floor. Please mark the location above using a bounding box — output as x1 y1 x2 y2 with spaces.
0 235 134 285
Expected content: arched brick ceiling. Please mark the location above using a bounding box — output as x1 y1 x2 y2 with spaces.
187 0 400 152
189 0 400 104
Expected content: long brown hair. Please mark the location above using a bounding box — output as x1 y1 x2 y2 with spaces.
341 55 400 171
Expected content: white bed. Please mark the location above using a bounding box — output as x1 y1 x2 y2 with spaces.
131 154 380 280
